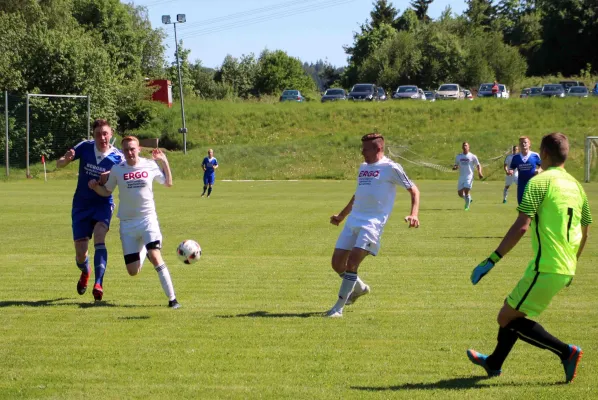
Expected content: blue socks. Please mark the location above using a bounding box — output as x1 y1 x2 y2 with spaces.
94 243 107 285
76 257 89 274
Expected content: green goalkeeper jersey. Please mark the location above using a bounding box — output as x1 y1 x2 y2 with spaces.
518 167 593 275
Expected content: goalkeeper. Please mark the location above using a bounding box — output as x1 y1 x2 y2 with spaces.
466 133 592 383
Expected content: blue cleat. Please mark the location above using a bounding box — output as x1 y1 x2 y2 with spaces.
467 349 502 377
562 345 583 383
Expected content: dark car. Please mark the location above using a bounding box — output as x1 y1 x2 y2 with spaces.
377 87 387 101
560 80 585 92
566 86 589 98
320 88 347 103
279 89 304 102
348 83 378 101
541 84 566 98
520 87 542 98
592 83 598 96
423 90 435 101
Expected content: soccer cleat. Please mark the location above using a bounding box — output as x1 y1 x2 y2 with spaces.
346 284 370 306
168 299 181 309
562 345 583 383
503 199 507 204
201 194 205 197
77 271 90 295
324 308 343 318
92 283 103 301
467 349 502 377
464 206 470 211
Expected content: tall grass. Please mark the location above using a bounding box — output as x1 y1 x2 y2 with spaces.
6 97 598 181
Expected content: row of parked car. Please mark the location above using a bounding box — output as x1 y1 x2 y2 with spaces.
279 80 598 103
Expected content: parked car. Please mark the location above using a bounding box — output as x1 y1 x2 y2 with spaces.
560 80 585 92
463 89 474 100
279 89 304 102
348 83 379 101
320 88 347 103
477 82 509 98
541 84 566 98
566 86 589 98
521 87 542 98
393 85 425 100
436 84 464 100
377 87 387 101
423 90 435 101
592 83 598 96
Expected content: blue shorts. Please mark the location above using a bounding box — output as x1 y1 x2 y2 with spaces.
203 172 215 185
72 204 114 241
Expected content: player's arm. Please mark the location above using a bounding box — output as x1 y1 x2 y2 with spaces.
404 185 420 228
577 226 589 259
330 195 354 226
88 179 113 197
504 159 513 176
213 160 219 169
56 149 75 168
578 194 593 259
476 163 483 179
153 148 173 187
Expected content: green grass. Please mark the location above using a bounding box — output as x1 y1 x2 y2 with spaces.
4 97 598 182
0 179 597 399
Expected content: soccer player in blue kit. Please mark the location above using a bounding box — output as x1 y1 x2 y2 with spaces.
201 149 218 198
509 136 542 204
56 119 123 301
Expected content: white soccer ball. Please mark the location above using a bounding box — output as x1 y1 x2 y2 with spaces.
177 240 202 264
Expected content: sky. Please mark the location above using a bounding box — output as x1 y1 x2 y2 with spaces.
126 0 467 69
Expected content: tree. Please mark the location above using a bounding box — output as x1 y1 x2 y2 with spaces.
465 0 495 29
410 0 434 22
369 0 398 29
254 50 317 97
215 54 259 98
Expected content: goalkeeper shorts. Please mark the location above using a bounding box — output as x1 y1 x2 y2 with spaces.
506 270 573 317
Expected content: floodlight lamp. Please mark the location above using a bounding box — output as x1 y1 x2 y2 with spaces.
161 15 171 24
176 14 186 23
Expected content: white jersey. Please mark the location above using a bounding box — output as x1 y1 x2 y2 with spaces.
504 154 519 177
105 158 166 221
349 156 413 226
454 153 480 180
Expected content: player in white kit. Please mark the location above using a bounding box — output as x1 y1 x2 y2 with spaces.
452 142 483 211
503 145 519 203
89 136 180 309
326 133 420 318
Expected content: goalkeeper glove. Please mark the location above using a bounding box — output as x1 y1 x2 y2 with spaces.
471 251 502 285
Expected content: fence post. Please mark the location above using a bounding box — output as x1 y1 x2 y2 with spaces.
4 91 8 176
25 93 30 178
87 94 91 140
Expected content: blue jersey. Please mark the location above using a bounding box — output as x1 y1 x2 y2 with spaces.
202 157 218 174
72 140 123 208
510 151 541 203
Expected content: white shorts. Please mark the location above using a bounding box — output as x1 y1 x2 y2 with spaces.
505 174 518 186
458 177 473 190
119 217 162 256
335 219 383 256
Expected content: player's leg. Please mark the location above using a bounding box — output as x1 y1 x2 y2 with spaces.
201 174 208 197
503 184 510 203
72 208 94 295
463 187 472 209
89 204 115 300
143 219 179 308
207 174 214 197
331 248 369 306
122 222 144 276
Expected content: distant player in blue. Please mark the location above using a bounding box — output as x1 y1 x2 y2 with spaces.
56 119 123 301
509 136 542 204
201 149 218 198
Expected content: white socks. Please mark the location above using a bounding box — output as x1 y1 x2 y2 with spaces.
503 188 508 201
155 264 176 301
333 272 358 310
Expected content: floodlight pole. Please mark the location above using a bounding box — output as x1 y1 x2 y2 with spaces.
4 91 8 176
173 21 187 154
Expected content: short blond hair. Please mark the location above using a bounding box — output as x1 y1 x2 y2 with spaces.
121 136 140 146
519 136 530 143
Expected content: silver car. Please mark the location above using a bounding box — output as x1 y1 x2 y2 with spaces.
436 84 464 100
566 86 589 98
393 85 425 100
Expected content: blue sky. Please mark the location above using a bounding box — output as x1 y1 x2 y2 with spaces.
128 0 467 69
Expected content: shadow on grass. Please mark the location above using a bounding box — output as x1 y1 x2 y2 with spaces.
352 376 562 391
0 298 154 309
217 310 323 318
0 298 69 307
117 315 151 320
442 236 504 239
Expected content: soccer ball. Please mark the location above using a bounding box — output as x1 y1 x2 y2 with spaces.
177 240 202 264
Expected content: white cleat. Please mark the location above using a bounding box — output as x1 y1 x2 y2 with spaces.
345 284 370 306
324 308 343 318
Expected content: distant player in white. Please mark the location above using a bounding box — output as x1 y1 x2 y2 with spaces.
89 136 180 309
326 133 420 318
503 145 519 203
452 142 483 211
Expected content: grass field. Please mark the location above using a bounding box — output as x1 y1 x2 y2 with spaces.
1 179 597 399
